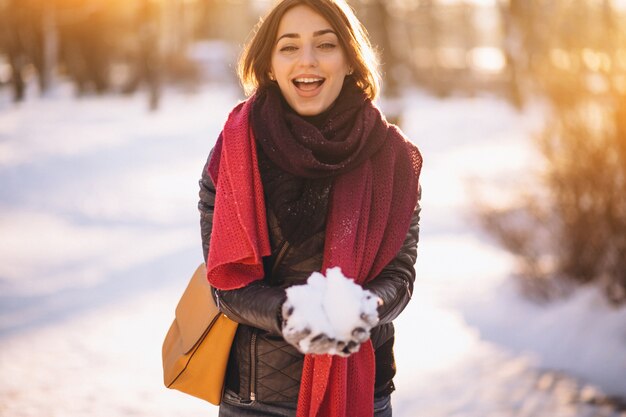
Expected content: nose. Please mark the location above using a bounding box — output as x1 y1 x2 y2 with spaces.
299 44 318 67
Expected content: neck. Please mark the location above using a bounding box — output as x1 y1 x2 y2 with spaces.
280 95 334 129
300 107 333 129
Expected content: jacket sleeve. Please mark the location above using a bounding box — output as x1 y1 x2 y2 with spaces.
363 185 421 326
198 150 286 336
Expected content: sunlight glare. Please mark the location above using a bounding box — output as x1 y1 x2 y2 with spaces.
617 49 626 70
612 0 626 11
437 0 498 6
469 46 506 73
550 48 572 71
413 48 434 68
438 47 468 70
615 75 626 94
581 48 612 72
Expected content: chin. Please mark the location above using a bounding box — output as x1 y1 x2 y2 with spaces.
296 108 323 116
291 101 328 116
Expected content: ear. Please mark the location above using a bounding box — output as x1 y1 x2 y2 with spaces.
268 71 275 81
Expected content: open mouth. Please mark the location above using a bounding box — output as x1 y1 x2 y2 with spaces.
292 77 325 92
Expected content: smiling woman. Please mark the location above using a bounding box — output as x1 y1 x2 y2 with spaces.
195 1 423 417
269 6 350 115
238 0 379 101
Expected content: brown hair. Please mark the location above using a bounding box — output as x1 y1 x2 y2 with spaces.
238 0 380 100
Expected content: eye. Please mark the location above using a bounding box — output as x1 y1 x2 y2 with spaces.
279 45 298 53
318 43 336 50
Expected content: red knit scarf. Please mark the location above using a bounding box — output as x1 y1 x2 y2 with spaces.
206 96 422 417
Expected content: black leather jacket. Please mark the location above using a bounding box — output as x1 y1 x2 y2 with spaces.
198 152 421 403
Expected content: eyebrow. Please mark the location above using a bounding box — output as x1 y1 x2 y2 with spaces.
276 29 337 43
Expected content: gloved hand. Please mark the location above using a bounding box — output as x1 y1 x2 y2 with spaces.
281 303 349 356
334 289 381 356
280 269 382 357
354 288 382 338
281 298 337 355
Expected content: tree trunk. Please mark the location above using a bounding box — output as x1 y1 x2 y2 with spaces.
40 2 58 94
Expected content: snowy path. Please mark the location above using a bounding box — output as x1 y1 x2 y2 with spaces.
0 85 624 416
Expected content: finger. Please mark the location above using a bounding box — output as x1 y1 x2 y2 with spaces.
341 341 359 356
303 337 325 355
333 340 350 357
310 333 326 343
347 341 362 354
307 343 331 355
288 329 314 354
334 349 351 358
336 340 346 351
308 334 336 355
360 312 379 327
283 326 311 342
351 327 369 343
311 334 334 347
282 302 295 320
333 340 351 358
363 292 382 305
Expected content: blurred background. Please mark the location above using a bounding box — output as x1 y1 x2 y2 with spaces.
1 0 626 416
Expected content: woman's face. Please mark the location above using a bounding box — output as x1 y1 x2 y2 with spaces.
270 5 351 116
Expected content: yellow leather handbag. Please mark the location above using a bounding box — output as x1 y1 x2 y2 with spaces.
162 263 238 405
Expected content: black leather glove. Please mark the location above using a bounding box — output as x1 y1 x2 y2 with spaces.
281 271 381 357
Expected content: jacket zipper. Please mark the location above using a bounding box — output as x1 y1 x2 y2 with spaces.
250 328 258 401
249 240 289 402
272 240 290 277
214 289 221 311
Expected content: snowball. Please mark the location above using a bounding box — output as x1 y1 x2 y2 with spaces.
284 266 379 354
323 267 366 340
283 271 334 342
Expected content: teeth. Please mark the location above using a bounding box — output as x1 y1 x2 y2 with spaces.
294 78 323 83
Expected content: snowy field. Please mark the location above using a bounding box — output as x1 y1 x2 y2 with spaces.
0 82 625 417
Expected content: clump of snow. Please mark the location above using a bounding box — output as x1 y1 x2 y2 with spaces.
323 267 379 339
283 272 335 340
282 267 380 355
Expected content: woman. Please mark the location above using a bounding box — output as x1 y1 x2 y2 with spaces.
198 1 422 416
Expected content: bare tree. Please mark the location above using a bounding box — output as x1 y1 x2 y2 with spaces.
482 0 626 304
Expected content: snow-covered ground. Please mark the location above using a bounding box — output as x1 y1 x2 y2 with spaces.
0 82 624 417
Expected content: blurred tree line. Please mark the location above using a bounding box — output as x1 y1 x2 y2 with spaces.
355 0 508 99
482 0 626 305
0 0 263 109
2 0 625 304
0 0 511 107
